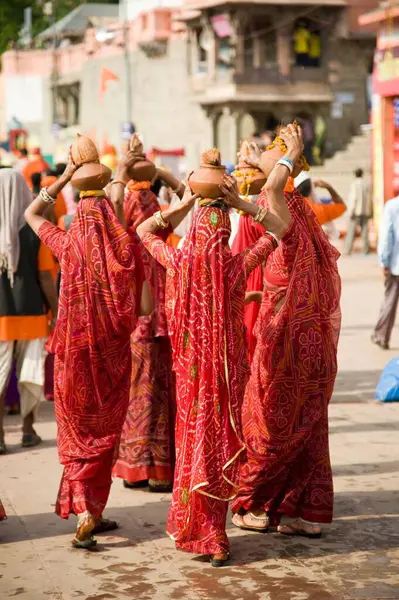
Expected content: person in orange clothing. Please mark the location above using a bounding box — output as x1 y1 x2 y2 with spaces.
0 170 58 454
22 148 50 188
296 177 346 227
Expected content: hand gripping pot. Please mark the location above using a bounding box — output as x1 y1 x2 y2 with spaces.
259 121 310 179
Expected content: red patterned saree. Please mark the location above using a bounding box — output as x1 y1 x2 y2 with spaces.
38 194 143 519
231 188 341 524
141 205 278 555
232 215 264 363
113 181 176 485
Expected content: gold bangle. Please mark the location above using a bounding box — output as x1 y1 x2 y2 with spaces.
39 187 56 205
253 207 268 223
111 180 126 186
153 210 169 229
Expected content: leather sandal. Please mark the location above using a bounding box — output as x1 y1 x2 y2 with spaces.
148 479 173 493
278 518 322 539
209 552 229 567
232 512 270 532
123 479 148 489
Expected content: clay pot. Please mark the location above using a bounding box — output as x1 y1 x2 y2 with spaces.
127 159 157 182
127 133 157 182
259 146 285 178
259 146 303 178
71 162 112 191
189 164 226 199
234 160 266 196
71 134 99 167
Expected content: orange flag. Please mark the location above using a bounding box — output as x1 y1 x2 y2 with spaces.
99 68 119 102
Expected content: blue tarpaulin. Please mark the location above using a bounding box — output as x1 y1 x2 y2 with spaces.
376 357 399 402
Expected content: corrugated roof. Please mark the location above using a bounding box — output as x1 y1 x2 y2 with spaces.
37 3 119 39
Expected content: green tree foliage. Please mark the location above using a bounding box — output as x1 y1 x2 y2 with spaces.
0 0 119 56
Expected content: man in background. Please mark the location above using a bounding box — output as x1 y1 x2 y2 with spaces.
296 175 346 232
345 168 373 255
15 148 29 173
294 21 310 67
372 195 399 350
22 148 50 189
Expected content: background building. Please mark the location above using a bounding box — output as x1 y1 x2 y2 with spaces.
360 1 399 229
0 0 379 171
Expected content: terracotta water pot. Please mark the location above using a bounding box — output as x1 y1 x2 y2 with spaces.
127 160 157 182
189 164 226 199
234 159 266 196
71 162 112 191
71 134 99 167
127 133 157 182
259 146 285 178
259 146 303 179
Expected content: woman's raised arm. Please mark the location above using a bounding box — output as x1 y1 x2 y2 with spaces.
25 154 77 235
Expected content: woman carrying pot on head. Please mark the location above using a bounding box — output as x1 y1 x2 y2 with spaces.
231 124 342 538
135 148 297 567
113 165 186 494
24 147 153 549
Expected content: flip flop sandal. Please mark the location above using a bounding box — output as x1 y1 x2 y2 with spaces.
209 552 230 567
92 518 119 535
148 479 173 493
278 522 322 539
71 537 98 549
232 513 269 532
22 433 42 448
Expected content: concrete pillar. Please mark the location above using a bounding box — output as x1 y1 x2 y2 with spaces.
233 13 246 76
253 34 263 69
67 93 75 126
277 25 291 78
207 26 217 82
189 28 198 75
229 108 243 163
205 107 221 148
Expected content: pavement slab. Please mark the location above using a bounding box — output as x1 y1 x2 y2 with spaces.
1 254 399 600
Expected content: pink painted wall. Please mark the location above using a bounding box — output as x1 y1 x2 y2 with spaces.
1 8 180 79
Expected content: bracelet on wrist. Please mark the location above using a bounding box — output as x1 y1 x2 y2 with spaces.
39 187 56 205
253 207 268 224
266 231 280 247
153 210 169 230
111 180 126 186
276 157 294 175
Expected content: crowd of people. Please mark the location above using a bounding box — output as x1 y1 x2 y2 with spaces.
0 124 343 567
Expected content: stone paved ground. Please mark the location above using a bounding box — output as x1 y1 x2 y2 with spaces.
1 254 399 600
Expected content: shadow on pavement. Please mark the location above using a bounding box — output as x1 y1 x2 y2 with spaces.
333 459 399 477
332 369 382 403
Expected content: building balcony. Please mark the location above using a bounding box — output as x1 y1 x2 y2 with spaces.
191 62 333 107
233 64 329 86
